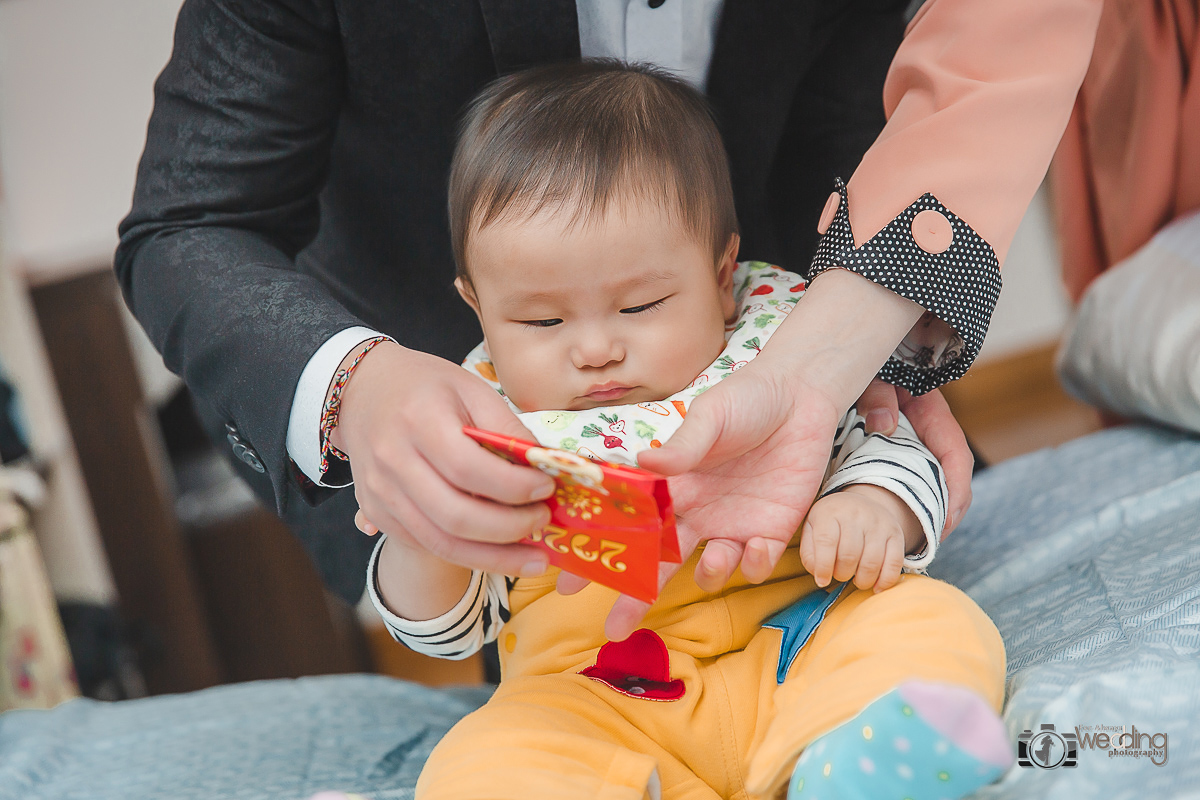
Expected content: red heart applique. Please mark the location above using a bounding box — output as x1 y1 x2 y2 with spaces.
580 629 685 701
750 284 774 296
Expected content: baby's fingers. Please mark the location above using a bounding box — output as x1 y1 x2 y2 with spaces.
873 534 906 593
800 517 841 588
832 523 865 584
852 536 886 591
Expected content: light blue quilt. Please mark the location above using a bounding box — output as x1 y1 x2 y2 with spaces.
2 425 1198 799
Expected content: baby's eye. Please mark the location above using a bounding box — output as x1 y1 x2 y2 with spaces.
518 318 563 328
620 297 669 315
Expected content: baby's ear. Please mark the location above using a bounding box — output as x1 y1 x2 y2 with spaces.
455 276 482 316
717 234 740 322
455 277 491 354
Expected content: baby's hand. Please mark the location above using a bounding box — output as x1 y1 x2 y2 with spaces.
799 484 924 593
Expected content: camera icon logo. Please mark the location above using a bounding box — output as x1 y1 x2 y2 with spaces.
1018 724 1078 769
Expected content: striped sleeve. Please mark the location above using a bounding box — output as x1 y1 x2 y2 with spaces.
365 535 511 660
821 409 948 571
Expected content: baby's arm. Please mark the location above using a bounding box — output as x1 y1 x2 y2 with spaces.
366 524 511 660
801 409 948 592
376 535 474 621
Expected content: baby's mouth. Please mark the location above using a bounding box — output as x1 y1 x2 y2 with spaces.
582 383 634 403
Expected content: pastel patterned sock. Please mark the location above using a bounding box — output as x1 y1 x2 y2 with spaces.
788 681 1012 800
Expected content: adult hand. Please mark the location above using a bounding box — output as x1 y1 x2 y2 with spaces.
580 269 929 640
332 342 554 577
856 379 973 537
590 357 842 640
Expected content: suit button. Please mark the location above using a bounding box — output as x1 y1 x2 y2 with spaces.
648 0 666 7
231 442 265 473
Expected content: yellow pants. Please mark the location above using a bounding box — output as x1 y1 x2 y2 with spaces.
418 544 1005 800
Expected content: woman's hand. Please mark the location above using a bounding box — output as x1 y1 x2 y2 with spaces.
588 358 843 640
332 342 554 577
596 269 934 640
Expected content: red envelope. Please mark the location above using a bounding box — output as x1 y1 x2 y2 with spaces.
464 426 681 603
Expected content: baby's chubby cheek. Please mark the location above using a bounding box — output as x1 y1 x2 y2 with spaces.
488 356 569 412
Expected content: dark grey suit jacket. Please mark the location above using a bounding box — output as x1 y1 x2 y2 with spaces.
116 0 905 600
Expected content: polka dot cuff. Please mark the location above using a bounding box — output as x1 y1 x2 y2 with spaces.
809 179 1002 395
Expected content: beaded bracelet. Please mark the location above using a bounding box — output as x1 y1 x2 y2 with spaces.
319 335 390 475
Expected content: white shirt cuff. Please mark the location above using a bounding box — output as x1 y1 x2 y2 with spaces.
285 326 391 487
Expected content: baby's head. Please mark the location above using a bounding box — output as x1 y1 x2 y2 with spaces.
450 60 740 412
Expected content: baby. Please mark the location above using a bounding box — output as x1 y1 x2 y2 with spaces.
366 62 1011 800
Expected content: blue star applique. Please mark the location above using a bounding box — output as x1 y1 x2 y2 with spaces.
762 583 847 684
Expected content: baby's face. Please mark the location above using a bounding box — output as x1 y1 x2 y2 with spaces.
458 198 738 412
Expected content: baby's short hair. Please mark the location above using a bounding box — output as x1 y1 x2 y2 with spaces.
449 60 739 278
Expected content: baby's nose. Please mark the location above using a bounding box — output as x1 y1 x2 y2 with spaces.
572 333 625 369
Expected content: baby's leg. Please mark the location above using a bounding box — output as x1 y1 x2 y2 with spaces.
417 674 716 800
785 680 1010 799
746 575 1009 798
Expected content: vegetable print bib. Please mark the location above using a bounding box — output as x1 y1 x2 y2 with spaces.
461 261 804 465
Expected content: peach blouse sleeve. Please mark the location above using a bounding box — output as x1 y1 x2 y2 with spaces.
808 0 1102 394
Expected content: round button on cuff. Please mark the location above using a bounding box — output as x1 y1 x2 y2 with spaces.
817 191 840 235
504 633 517 653
911 209 954 254
648 0 666 7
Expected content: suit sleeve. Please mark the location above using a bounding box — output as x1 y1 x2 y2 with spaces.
810 0 1102 394
114 0 363 514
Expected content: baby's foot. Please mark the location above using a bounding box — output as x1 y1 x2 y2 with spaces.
788 680 1012 799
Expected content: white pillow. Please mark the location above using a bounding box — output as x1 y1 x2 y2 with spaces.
1057 208 1200 433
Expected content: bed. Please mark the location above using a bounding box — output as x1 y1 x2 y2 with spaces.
2 423 1199 799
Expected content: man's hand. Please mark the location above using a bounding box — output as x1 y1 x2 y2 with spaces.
856 379 973 537
332 342 554 577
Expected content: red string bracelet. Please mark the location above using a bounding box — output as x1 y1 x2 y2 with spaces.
319 335 390 475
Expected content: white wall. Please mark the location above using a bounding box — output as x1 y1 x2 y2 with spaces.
979 187 1072 362
0 0 184 273
0 0 186 408
0 0 186 601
